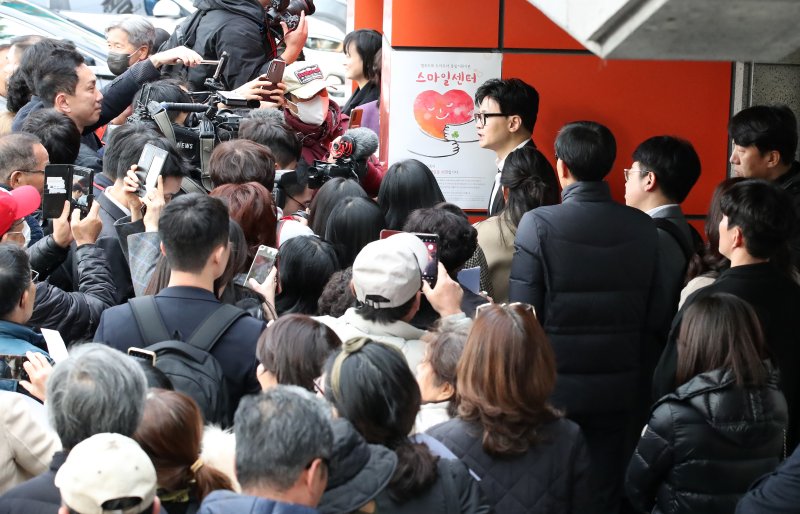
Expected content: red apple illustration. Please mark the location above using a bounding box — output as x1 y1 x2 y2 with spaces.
413 89 475 139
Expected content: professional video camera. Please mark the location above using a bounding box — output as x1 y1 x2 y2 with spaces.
307 127 379 189
128 52 260 189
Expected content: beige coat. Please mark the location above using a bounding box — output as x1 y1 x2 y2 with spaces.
0 392 60 493
474 214 516 303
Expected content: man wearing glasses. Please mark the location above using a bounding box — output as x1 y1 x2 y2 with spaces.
0 133 50 246
509 121 660 514
474 78 539 216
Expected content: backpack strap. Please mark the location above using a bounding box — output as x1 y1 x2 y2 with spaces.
654 218 695 262
129 296 171 345
186 304 247 353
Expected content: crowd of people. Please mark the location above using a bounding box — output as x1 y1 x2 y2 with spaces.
0 6 800 514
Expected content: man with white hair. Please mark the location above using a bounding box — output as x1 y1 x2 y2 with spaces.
105 15 157 76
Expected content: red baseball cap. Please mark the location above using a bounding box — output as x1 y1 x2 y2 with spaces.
0 185 41 235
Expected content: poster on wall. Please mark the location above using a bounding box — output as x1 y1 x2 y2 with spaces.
386 50 502 210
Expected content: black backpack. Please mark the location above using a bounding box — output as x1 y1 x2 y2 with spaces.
128 296 245 428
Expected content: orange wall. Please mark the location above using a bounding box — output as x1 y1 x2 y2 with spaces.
353 0 733 218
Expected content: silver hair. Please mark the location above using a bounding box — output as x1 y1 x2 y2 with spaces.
47 343 147 450
106 15 156 53
234 386 333 491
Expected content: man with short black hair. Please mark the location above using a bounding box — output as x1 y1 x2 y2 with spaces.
653 179 800 451
624 136 701 339
474 78 539 215
0 343 148 513
199 386 331 513
19 109 81 166
729 105 800 268
509 121 660 513
94 193 265 418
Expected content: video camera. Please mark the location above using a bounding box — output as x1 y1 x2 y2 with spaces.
129 52 259 189
307 128 379 189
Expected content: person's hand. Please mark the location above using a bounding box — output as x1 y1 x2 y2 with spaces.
71 201 102 246
123 166 144 221
248 266 279 309
149 46 203 68
143 176 166 233
326 136 341 163
280 11 308 64
422 262 464 318
51 201 74 248
234 78 287 107
19 351 53 402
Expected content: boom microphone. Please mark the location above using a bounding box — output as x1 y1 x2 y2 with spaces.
339 127 378 162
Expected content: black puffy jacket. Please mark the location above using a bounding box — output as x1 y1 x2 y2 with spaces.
626 365 787 514
428 417 595 513
187 0 278 90
28 243 116 344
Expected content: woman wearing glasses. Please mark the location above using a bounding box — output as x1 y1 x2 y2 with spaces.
428 303 594 513
625 293 786 514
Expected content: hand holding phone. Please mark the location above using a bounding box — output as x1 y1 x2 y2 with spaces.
42 164 94 220
260 59 286 103
136 143 169 199
245 245 279 286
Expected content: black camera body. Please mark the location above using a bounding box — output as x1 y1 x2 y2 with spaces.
266 0 316 30
307 158 359 189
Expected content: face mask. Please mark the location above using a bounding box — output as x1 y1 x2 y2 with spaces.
288 95 327 126
21 221 30 247
107 49 138 76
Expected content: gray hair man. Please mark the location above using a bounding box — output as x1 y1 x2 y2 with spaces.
0 343 147 511
105 15 156 75
198 386 333 513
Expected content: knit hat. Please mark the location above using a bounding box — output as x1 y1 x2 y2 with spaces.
352 233 428 308
55 433 157 514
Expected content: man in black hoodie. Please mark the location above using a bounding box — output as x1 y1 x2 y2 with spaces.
187 0 309 91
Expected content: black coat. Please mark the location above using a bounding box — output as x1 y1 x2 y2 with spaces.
187 0 278 90
652 263 800 450
428 417 594 513
627 366 787 514
0 450 65 514
776 161 800 272
29 243 116 344
509 181 659 417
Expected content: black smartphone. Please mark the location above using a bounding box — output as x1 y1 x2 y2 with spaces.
415 233 439 287
136 143 169 198
127 347 157 366
42 164 94 219
245 245 279 286
0 354 29 381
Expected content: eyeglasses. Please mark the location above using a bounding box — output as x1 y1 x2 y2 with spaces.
623 168 650 182
475 302 536 318
474 112 509 126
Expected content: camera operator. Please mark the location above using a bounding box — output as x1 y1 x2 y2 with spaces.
185 0 309 91
314 127 384 197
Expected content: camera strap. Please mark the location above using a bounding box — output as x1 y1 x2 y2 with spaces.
199 119 216 190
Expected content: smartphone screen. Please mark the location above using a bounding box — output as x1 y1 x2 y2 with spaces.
136 143 169 198
245 245 279 286
71 166 94 219
42 164 71 219
416 233 439 287
127 347 157 366
0 354 29 381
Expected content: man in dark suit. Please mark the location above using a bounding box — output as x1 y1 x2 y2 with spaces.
509 121 660 513
474 78 539 216
624 136 701 344
94 193 265 415
653 180 800 451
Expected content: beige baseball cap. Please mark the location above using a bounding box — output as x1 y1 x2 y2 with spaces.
352 233 429 308
55 433 157 514
282 61 337 99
